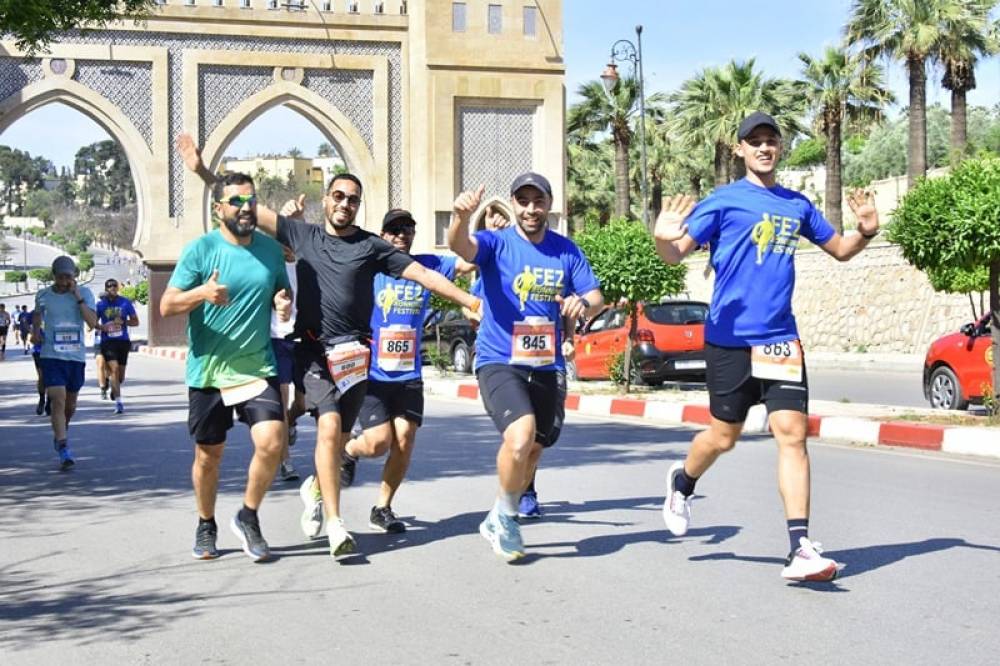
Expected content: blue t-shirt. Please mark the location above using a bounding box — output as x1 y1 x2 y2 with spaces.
687 178 835 347
473 226 600 371
35 286 96 363
369 254 457 382
95 295 137 343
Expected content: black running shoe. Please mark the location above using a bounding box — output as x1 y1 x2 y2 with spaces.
44 399 51 416
192 521 220 560
340 453 358 488
230 513 270 562
100 386 108 400
369 505 405 534
35 396 45 416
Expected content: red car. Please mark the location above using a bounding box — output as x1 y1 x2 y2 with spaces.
570 300 708 385
923 315 994 409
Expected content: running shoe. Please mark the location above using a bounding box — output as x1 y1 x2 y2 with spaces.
518 491 542 520
55 441 74 469
781 537 843 582
230 513 270 562
44 399 51 416
279 460 300 482
340 453 358 488
299 475 324 539
114 399 124 415
35 395 45 416
369 505 405 534
287 424 297 447
192 521 220 560
479 508 525 561
327 517 358 559
100 386 108 400
662 461 691 536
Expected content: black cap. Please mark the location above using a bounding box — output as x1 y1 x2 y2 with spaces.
510 172 552 197
51 255 77 277
381 208 416 230
737 111 781 141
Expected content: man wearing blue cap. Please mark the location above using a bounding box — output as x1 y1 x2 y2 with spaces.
653 111 881 581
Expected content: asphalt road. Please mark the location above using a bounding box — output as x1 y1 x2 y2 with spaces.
1 353 998 664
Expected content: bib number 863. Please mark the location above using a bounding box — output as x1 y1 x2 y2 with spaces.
761 342 793 358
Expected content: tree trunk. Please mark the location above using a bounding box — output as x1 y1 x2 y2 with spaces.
650 178 663 220
623 308 638 395
950 88 968 164
990 260 1000 415
613 131 630 220
731 155 746 181
824 113 843 234
689 173 702 198
713 142 728 187
907 54 928 189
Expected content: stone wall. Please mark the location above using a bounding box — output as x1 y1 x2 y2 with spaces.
681 243 983 353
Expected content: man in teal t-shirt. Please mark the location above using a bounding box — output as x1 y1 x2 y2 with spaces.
161 172 292 563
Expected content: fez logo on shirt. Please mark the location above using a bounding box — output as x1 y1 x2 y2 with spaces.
376 282 425 321
749 212 802 264
511 265 564 311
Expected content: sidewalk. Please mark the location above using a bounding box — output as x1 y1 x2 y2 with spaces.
137 346 1000 460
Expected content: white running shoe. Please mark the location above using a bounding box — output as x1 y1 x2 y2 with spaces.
298 475 324 539
662 461 692 536
327 517 357 559
781 537 843 582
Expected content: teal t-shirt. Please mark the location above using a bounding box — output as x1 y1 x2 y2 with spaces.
35 286 96 363
168 230 290 389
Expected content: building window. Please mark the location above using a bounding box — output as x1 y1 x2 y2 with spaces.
452 2 466 32
322 1 331 9
240 0 251 7
212 0 223 6
488 4 502 34
435 212 452 247
523 6 537 37
184 0 195 6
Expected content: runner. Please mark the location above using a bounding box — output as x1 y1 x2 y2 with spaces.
18 305 31 354
160 171 293 562
0 303 10 360
448 173 604 561
653 111 881 582
177 133 481 560
95 279 139 414
271 243 301 483
31 327 50 416
93 322 108 399
31 256 98 469
338 208 478 534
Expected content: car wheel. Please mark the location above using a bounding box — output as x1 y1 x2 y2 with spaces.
928 366 968 410
452 341 473 374
565 360 578 381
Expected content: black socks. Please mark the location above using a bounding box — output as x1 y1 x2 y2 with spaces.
237 505 258 523
675 467 698 497
787 518 809 553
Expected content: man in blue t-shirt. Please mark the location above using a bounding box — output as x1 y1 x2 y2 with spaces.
32 255 98 468
653 111 882 582
95 278 139 414
449 172 604 561
339 209 479 534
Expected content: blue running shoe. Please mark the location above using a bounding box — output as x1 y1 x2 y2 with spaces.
230 513 271 562
55 441 74 469
192 521 220 560
479 508 524 561
518 491 542 520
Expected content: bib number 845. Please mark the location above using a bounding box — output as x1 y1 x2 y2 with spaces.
520 335 548 351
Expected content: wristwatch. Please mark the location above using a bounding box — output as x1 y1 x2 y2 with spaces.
76 298 85 304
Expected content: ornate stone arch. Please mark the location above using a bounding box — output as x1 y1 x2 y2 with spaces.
473 196 513 231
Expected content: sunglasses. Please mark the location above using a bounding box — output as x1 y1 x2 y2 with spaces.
385 225 416 236
105 283 119 289
329 191 362 207
218 194 257 207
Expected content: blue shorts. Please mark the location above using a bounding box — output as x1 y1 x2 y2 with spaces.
272 338 296 385
40 358 86 393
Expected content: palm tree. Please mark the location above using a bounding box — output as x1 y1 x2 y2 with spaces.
938 0 997 160
670 59 807 187
845 0 984 186
566 139 615 230
568 77 641 219
797 47 894 232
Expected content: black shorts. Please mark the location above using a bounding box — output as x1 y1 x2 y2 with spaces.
294 341 367 433
100 338 131 365
358 379 424 429
477 364 566 448
272 338 295 385
705 342 809 423
188 376 284 445
0 326 8 338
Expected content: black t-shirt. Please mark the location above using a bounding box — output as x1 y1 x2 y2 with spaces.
277 216 414 341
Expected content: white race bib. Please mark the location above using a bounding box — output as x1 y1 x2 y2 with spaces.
53 324 82 353
219 378 269 406
751 340 803 382
377 325 417 372
325 341 371 393
105 322 125 339
511 317 556 367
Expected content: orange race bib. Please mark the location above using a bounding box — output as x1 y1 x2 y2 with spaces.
325 341 371 393
751 339 803 382
511 317 556 367
377 325 417 372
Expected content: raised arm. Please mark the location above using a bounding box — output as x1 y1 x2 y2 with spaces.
447 184 485 263
401 261 480 313
653 194 700 265
159 269 229 318
820 189 880 262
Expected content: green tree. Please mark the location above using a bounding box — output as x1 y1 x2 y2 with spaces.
784 137 828 168
4 270 27 291
0 146 47 215
74 140 134 210
926 263 989 319
76 252 94 273
28 267 53 286
23 189 56 224
566 139 614 230
797 46 894 232
120 280 149 305
0 239 13 266
316 142 335 157
889 156 1000 410
575 218 687 393
0 0 157 55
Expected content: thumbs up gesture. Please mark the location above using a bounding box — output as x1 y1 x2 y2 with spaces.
202 268 229 306
453 184 485 223
274 288 292 322
281 194 306 220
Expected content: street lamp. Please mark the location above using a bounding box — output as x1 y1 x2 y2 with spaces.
600 25 649 230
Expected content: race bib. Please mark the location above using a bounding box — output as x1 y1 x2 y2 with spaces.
751 339 803 382
53 325 82 353
511 317 556 367
105 322 125 339
377 325 417 372
219 378 268 407
325 341 371 393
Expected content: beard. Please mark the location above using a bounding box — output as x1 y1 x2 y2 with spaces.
225 213 257 238
517 215 546 236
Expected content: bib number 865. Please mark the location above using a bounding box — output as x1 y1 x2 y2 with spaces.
385 340 412 354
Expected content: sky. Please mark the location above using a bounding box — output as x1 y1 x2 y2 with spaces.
2 0 998 170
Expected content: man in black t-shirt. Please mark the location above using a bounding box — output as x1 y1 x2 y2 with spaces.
178 133 480 559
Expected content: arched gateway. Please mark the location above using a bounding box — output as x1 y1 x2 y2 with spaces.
0 0 566 345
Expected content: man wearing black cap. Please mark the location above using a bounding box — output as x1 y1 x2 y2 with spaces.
32 255 98 469
337 208 479 533
653 111 881 582
449 173 604 561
